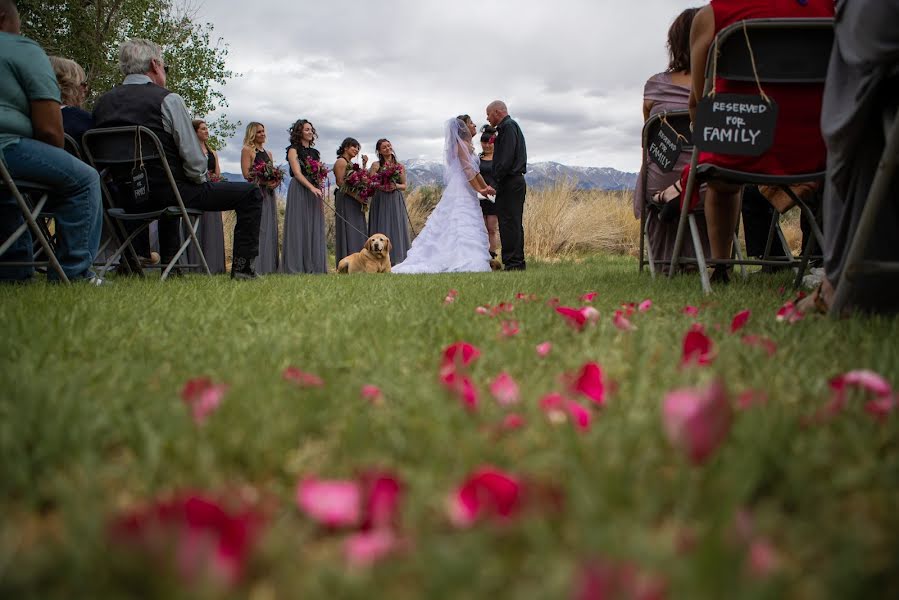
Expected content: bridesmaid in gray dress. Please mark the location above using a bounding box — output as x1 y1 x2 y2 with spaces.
282 119 328 274
333 137 370 268
368 138 410 265
241 122 279 274
188 119 226 273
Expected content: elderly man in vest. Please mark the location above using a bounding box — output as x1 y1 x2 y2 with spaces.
93 38 262 280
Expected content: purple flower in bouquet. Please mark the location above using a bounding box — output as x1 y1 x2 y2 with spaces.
249 162 285 188
344 163 375 204
303 157 330 189
376 163 404 191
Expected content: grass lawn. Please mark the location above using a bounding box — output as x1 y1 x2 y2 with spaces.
1 255 898 599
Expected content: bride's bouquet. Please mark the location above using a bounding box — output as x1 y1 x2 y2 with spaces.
343 163 375 206
303 157 330 190
375 162 404 192
249 161 285 188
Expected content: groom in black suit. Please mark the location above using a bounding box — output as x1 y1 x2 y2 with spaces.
486 100 527 271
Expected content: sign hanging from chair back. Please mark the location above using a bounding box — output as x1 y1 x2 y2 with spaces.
694 94 778 156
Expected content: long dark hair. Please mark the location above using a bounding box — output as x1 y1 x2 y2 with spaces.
375 138 396 168
480 124 496 144
666 8 698 73
336 137 360 158
288 119 317 149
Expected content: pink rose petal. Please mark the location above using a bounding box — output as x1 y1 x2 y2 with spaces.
746 538 780 579
344 530 399 567
775 301 804 324
440 342 481 376
536 341 553 357
682 305 700 317
358 471 403 531
638 299 653 313
440 372 479 410
556 306 588 331
296 479 361 528
569 362 607 407
662 380 733 466
813 369 896 423
741 335 778 357
612 310 636 332
681 326 715 367
581 291 598 303
282 367 325 388
581 306 601 324
181 377 229 426
501 413 526 430
361 384 384 405
540 393 592 431
620 302 637 317
447 467 522 528
489 372 520 406
500 320 520 338
737 389 768 410
730 309 751 333
566 400 592 432
475 305 490 315
575 558 668 600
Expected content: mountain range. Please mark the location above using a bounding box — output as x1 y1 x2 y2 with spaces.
222 161 637 195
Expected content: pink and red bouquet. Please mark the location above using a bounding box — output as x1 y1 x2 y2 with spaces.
343 163 375 204
375 162 404 191
249 161 285 188
303 157 330 189
207 172 222 183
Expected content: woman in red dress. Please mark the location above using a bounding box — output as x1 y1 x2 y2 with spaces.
687 0 834 282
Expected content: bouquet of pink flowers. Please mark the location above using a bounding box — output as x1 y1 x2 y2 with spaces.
375 162 404 191
249 161 285 188
343 163 375 204
207 172 222 183
303 157 330 189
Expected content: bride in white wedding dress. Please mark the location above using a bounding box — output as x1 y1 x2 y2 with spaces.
392 116 496 274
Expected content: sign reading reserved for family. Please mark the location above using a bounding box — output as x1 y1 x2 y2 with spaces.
647 120 682 173
694 94 778 156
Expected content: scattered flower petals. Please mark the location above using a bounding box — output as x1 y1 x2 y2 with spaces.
613 310 636 332
638 299 653 313
500 320 520 338
581 306 601 324
812 369 896 423
440 372 479 410
440 342 481 376
747 538 781 579
581 291 598 303
491 302 515 316
730 309 751 333
569 362 607 407
539 393 592 431
110 493 265 587
501 413 526 431
536 341 553 357
296 479 361 528
444 289 458 304
775 301 804 324
663 380 733 466
547 297 561 308
489 372 520 406
361 385 384 405
358 471 403 532
475 305 490 315
181 377 229 426
556 306 589 331
516 292 538 302
344 530 399 567
575 558 668 600
447 467 522 528
282 367 325 388
681 326 715 367
682 305 700 317
620 302 637 317
741 335 778 357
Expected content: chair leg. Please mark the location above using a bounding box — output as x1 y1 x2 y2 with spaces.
669 149 699 281
639 211 646 274
100 222 152 278
793 229 817 290
645 215 657 279
733 211 747 280
689 214 712 294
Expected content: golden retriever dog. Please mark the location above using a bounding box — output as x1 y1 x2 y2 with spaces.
337 233 392 273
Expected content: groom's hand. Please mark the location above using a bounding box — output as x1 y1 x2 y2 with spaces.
484 185 497 197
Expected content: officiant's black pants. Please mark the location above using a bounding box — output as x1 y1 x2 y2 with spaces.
497 174 526 270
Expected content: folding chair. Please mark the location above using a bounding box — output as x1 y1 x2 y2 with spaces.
82 126 211 281
669 18 835 293
829 70 899 316
639 110 702 277
0 158 69 283
63 134 82 159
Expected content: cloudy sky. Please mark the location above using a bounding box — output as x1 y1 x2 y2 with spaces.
197 0 699 174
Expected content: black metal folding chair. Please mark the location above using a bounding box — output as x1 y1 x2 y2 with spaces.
0 159 69 283
81 126 211 281
829 70 899 316
669 18 835 293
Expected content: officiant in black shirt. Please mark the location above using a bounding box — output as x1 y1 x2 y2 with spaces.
486 100 528 271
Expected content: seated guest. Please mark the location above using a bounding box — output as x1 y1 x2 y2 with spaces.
633 7 709 273
92 38 262 279
49 56 93 147
684 0 834 283
0 0 102 283
802 0 899 314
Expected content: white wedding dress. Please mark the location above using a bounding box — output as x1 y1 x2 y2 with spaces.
392 119 492 274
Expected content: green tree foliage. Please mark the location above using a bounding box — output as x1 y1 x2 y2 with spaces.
18 0 238 149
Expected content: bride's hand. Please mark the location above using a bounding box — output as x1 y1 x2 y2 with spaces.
484 185 497 197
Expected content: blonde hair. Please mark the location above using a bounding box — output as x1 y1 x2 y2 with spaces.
50 56 86 106
243 122 264 148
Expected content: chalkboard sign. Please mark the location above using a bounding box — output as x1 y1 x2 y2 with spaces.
694 94 778 156
647 120 682 172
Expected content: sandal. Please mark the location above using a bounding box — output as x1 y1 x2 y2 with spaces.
796 282 830 315
650 180 683 224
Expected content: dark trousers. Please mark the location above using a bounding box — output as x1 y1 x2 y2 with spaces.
742 185 814 264
122 180 262 264
496 174 526 270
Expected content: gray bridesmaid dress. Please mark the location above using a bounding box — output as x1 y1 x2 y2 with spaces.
253 149 280 274
281 145 328 274
368 167 410 265
334 158 369 268
187 150 226 273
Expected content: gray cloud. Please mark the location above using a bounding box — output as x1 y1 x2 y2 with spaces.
196 0 699 173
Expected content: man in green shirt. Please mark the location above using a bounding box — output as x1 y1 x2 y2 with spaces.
0 0 102 282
